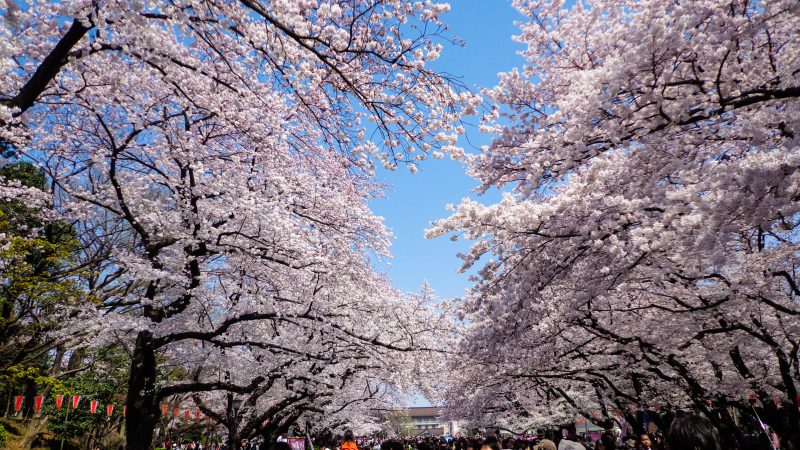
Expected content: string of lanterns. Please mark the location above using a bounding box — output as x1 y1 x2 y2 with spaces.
12 395 210 421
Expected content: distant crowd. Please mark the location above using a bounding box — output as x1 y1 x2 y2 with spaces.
358 415 790 450
157 413 795 450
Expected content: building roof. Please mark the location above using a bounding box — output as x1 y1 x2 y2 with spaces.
405 407 442 417
412 427 445 437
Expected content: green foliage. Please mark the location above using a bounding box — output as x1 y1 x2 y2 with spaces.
385 411 415 437
0 365 60 393
0 423 9 447
0 160 84 394
0 160 45 189
0 159 123 448
45 348 130 439
0 228 83 390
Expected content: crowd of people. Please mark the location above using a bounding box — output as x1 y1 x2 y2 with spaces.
158 437 265 449
348 414 789 450
156 413 795 450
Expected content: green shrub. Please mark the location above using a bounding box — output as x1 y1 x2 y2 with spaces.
0 424 10 448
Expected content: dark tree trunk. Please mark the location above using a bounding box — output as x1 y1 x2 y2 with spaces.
125 330 160 450
700 404 740 450
226 410 241 448
258 418 281 445
22 378 36 418
226 412 239 450
623 411 644 435
257 411 300 447
227 428 239 450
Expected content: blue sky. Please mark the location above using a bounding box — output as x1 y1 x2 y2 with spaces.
371 1 527 301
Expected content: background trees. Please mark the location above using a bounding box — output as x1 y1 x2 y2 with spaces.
431 0 800 443
0 158 83 383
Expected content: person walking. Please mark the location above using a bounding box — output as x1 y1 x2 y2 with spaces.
341 431 359 450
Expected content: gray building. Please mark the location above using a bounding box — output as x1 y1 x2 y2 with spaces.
406 407 459 436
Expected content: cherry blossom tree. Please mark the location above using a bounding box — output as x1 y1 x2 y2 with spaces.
180 287 450 447
0 0 479 168
0 1 474 448
431 0 800 442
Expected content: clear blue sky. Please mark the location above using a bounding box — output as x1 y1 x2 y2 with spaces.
371 1 527 301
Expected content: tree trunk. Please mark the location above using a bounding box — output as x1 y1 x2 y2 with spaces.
125 330 160 450
227 427 239 450
702 404 741 450
226 411 240 450
22 379 36 418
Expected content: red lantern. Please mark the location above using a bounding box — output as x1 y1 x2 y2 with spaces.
71 395 81 409
55 395 64 411
90 400 98 414
14 396 23 412
123 406 127 417
107 404 114 417
162 404 168 415
195 410 201 420
184 410 190 420
173 407 180 417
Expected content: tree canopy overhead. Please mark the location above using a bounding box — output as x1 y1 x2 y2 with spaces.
1 1 470 448
430 0 800 441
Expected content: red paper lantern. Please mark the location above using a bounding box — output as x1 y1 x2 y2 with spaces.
107 404 115 417
162 404 168 415
71 395 81 409
90 400 98 414
35 395 44 412
14 396 23 412
173 407 180 417
184 410 190 420
55 395 64 411
123 406 127 417
195 410 201 420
